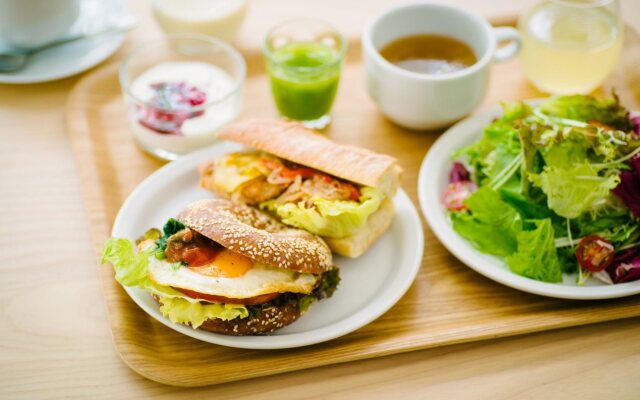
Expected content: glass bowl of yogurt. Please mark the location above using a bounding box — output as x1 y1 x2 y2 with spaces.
120 34 246 160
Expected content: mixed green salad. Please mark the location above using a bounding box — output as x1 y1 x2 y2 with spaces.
444 94 640 285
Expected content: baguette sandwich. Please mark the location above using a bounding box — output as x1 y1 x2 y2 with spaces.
200 119 402 258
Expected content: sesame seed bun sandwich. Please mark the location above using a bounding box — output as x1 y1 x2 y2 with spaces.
200 119 402 258
102 199 339 336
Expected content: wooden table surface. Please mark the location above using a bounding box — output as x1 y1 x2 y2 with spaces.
2 1 639 398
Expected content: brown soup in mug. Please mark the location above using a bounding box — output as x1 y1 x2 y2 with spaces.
380 34 477 75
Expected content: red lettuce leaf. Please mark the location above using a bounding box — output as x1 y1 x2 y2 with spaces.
631 113 640 135
450 162 471 183
606 248 640 283
612 155 640 218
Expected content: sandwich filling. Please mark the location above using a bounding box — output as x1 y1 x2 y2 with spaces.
202 152 384 238
102 218 339 329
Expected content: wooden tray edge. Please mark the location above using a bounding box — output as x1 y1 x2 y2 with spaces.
126 314 639 387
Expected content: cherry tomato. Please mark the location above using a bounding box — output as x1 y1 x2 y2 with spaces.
575 235 616 272
441 181 477 211
175 288 280 305
182 245 219 267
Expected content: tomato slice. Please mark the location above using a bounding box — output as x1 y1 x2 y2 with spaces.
341 182 361 201
175 288 281 305
575 235 616 272
318 174 333 183
182 245 219 267
261 158 360 200
280 167 317 179
442 181 477 211
262 158 318 179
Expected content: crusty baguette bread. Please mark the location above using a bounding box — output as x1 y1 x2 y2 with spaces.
324 197 395 258
217 119 402 198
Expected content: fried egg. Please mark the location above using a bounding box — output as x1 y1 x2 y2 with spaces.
147 248 319 299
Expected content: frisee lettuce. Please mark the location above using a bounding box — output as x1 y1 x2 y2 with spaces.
529 163 620 219
538 94 632 131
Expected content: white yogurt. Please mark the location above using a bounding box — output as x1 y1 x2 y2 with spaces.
127 61 242 158
152 0 248 42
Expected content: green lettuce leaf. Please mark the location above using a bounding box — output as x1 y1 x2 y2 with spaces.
158 297 248 328
499 189 552 220
451 187 522 256
557 246 579 274
506 219 563 283
529 163 620 219
102 237 193 299
102 237 153 287
539 94 632 131
453 101 528 186
574 211 631 237
157 218 185 252
539 134 589 170
298 296 316 314
260 187 383 238
102 237 248 327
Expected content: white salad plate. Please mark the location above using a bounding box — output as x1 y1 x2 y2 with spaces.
112 142 424 349
418 106 640 300
0 0 130 84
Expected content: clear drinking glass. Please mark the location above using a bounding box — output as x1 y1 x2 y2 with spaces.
151 0 248 43
120 34 246 160
263 19 347 130
518 0 622 95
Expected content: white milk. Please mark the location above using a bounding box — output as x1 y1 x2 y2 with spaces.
152 0 248 42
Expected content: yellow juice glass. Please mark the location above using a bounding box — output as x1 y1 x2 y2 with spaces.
518 0 622 95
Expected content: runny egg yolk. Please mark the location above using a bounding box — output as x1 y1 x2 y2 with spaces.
188 249 254 278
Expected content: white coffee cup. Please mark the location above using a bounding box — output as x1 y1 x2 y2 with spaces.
363 2 520 130
0 0 80 49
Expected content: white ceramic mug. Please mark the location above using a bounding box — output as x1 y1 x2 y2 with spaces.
0 0 80 49
363 2 520 130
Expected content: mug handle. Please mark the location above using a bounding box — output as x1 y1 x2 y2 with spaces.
493 27 521 62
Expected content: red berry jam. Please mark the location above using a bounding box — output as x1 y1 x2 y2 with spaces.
137 82 207 135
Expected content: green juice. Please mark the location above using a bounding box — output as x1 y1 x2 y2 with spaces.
267 42 342 121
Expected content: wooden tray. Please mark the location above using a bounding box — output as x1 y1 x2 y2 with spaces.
66 24 640 387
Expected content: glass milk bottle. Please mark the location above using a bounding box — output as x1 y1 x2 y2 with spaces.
518 0 622 94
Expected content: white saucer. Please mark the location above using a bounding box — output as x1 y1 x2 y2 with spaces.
0 0 130 84
111 142 425 349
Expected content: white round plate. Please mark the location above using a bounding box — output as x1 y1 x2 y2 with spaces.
112 142 424 349
0 0 128 84
418 106 640 300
